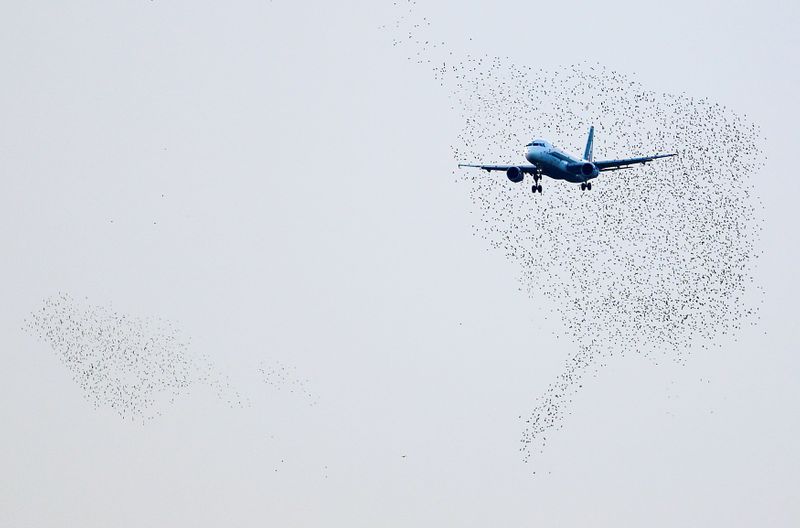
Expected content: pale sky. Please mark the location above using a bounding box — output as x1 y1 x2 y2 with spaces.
1 1 798 526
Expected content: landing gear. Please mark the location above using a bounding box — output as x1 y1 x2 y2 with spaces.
531 173 542 194
580 182 593 191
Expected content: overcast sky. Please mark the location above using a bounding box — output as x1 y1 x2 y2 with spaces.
2 1 799 526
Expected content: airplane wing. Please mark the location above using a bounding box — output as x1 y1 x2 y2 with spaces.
458 164 539 173
594 153 676 172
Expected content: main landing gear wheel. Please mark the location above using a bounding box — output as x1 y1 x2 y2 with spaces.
532 184 542 194
580 182 592 191
580 183 586 191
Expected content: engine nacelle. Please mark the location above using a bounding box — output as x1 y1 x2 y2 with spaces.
564 161 600 180
568 162 599 178
506 166 524 183
581 162 598 177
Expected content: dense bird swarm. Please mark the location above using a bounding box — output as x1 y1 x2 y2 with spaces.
387 1 765 466
23 293 245 421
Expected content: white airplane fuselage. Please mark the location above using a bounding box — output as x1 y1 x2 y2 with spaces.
458 126 675 193
524 141 599 184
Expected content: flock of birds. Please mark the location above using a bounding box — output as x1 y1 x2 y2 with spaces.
258 360 320 407
23 293 249 421
23 293 320 421
387 1 765 466
18 3 765 473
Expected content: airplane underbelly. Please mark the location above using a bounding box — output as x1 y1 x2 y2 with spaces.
561 173 585 183
543 163 581 183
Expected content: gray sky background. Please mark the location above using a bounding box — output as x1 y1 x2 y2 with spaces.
1 1 798 526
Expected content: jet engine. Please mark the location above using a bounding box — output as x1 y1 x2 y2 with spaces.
568 162 599 178
506 166 524 183
581 162 597 177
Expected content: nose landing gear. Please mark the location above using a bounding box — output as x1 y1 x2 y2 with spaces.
531 173 543 194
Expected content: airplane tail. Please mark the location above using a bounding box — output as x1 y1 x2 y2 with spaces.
584 126 594 162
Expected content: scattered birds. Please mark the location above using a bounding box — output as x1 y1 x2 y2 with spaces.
23 292 246 422
258 360 320 407
385 3 765 467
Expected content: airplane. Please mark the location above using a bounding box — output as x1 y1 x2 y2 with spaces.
458 126 676 193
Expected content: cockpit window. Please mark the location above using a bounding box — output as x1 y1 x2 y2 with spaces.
527 141 545 147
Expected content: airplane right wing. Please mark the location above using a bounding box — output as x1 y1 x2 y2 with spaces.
593 153 677 172
458 164 539 173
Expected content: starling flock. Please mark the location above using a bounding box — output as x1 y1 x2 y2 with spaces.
387 1 765 466
23 292 247 421
258 360 320 407
17 4 766 474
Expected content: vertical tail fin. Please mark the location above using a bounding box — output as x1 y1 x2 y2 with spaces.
584 126 594 162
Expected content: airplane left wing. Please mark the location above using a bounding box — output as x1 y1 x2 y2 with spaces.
594 153 676 172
